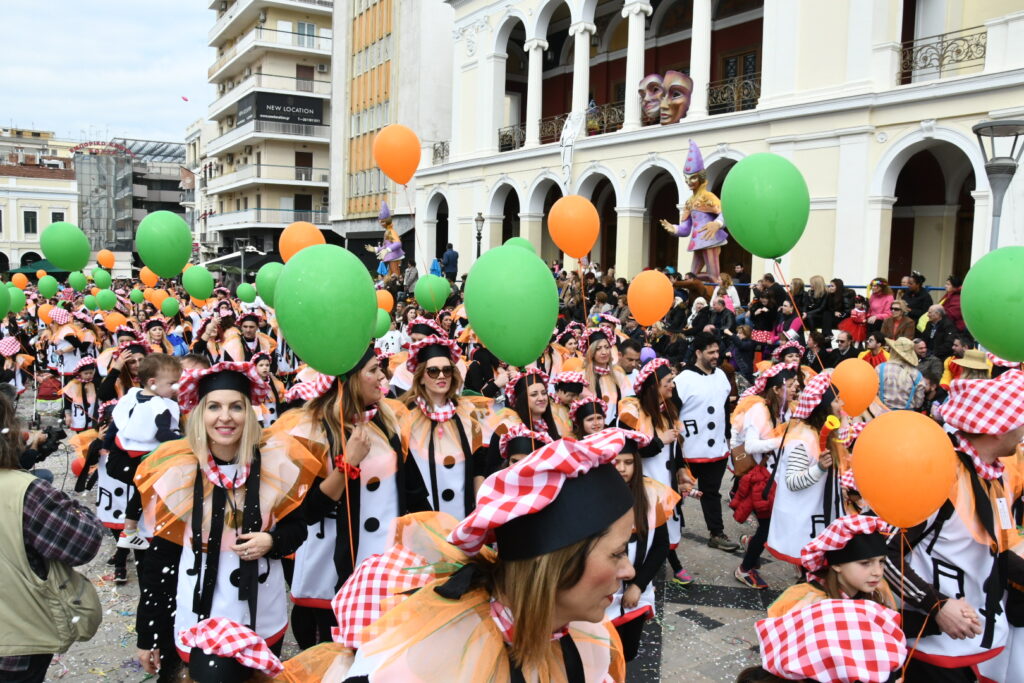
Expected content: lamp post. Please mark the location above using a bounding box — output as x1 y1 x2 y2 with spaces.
972 119 1024 252
474 212 484 258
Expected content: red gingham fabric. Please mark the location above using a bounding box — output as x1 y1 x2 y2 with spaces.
835 421 867 446
954 433 1005 481
490 598 568 645
569 396 607 422
177 361 270 412
772 340 806 361
756 599 906 683
204 454 250 491
447 429 628 556
793 369 834 420
114 325 146 344
941 370 1024 436
579 327 612 355
742 362 799 398
72 311 93 325
408 316 446 338
0 336 20 357
504 367 550 406
619 427 653 450
800 514 892 574
633 358 670 395
48 307 71 325
178 617 284 677
115 340 150 360
552 371 587 387
415 396 456 423
498 423 553 459
840 469 857 491
405 334 461 373
986 352 1021 369
283 372 334 402
598 314 620 326
73 356 97 374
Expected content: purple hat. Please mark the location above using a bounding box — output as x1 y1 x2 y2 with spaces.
683 139 705 175
378 201 391 221
640 346 656 364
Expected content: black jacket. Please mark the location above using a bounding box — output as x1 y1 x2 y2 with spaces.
924 317 957 360
902 288 934 321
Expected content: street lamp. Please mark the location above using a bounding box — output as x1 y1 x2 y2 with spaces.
972 119 1024 251
474 212 484 258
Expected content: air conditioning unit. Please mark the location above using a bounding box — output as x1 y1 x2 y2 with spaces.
258 10 267 23
243 145 252 154
316 63 329 73
243 66 252 77
321 192 329 203
226 153 235 164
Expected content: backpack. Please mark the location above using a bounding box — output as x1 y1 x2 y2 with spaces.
37 375 62 401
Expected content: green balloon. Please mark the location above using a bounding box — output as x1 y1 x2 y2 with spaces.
7 287 26 314
464 246 558 367
182 265 214 300
68 271 88 292
720 153 810 259
91 268 112 290
415 274 451 313
962 246 1024 361
0 286 9 318
136 210 193 278
38 275 59 299
255 262 284 308
374 308 391 338
161 297 180 317
504 237 536 254
129 289 145 304
40 221 91 271
275 244 376 376
237 282 257 303
83 295 98 311
97 289 117 311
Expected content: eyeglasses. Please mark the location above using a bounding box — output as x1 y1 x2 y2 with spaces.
890 307 901 311
425 366 455 379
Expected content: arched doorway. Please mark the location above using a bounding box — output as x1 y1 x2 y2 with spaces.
434 198 449 260
0 252 9 273
20 252 41 267
590 178 617 270
537 182 562 264
498 18 528 151
501 192 520 243
647 171 679 269
707 159 752 277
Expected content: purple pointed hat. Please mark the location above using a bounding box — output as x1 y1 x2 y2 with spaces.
378 201 391 221
683 139 705 175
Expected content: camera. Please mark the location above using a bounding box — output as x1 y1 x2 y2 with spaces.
36 424 67 458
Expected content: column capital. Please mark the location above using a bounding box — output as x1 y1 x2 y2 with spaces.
519 212 545 221
524 38 549 53
615 206 647 218
621 1 653 19
568 21 597 37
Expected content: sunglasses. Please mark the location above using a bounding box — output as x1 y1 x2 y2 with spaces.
425 366 455 379
890 307 901 311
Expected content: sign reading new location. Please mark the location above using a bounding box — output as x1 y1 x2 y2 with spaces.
236 93 324 126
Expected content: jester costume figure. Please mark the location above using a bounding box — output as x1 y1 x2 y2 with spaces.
366 201 405 278
661 139 728 281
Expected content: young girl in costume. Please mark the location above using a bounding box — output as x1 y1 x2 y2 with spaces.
570 395 608 438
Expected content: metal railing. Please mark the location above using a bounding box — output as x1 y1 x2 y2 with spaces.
498 124 526 152
210 0 333 43
708 72 761 115
209 25 331 78
207 163 329 190
209 73 330 115
207 208 329 230
432 141 449 165
898 25 986 83
207 120 330 153
585 101 625 136
539 113 570 145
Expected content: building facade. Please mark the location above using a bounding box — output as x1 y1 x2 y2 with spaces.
416 0 1024 287
184 119 222 262
204 0 335 257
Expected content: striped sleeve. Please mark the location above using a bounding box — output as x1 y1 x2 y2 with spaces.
783 442 825 491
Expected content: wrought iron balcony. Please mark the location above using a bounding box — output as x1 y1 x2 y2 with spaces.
538 114 569 145
899 26 986 84
432 141 450 165
585 101 625 137
708 72 761 115
498 124 526 152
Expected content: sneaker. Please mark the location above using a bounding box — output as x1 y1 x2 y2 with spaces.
116 531 150 551
672 567 694 585
734 566 769 590
708 534 740 552
113 566 128 585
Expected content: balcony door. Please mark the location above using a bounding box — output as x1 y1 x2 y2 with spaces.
296 64 314 92
294 194 313 223
296 22 316 48
295 152 313 181
712 51 758 114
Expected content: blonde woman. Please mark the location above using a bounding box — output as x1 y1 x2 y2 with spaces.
581 327 632 425
805 275 828 331
710 272 740 310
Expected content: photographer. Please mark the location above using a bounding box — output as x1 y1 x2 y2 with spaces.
0 385 60 483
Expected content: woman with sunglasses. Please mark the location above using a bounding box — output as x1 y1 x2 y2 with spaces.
581 327 632 426
398 335 486 519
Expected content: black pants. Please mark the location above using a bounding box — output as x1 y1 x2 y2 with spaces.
688 458 728 537
108 527 145 572
740 516 770 571
614 615 647 662
291 604 338 650
903 657 976 683
2 654 53 683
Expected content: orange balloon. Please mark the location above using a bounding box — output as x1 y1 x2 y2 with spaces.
38 304 54 324
90 287 100 297
104 312 127 333
71 455 86 477
373 124 421 185
35 269 46 279
831 358 879 416
548 195 600 259
183 263 193 272
627 271 674 326
152 289 169 306
143 287 157 303
562 357 584 372
11 273 28 289
376 289 394 313
140 266 159 287
280 221 326 262
191 297 207 307
97 249 115 269
852 410 958 527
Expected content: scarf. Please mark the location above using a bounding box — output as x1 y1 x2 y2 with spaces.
205 454 250 490
415 396 456 423
956 433 1005 481
354 405 379 424
490 598 568 646
593 365 610 376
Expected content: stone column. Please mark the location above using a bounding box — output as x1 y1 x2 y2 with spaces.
622 2 653 131
688 0 712 118
615 207 647 278
569 21 597 115
518 211 545 254
483 213 504 253
524 38 548 147
970 190 991 263
479 51 508 154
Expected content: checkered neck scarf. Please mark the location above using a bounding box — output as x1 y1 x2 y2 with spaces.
355 404 379 424
204 455 249 490
415 396 456 423
955 432 1005 481
490 598 568 645
592 364 611 376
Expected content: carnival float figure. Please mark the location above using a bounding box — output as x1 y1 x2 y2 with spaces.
365 201 405 277
638 70 693 125
660 139 728 281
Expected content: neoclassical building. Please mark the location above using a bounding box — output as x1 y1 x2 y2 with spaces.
413 0 1024 287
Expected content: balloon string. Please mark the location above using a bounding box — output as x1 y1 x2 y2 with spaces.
899 529 941 679
401 183 426 276
578 261 589 322
337 381 356 569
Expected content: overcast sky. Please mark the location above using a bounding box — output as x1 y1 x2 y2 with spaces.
1 1 212 143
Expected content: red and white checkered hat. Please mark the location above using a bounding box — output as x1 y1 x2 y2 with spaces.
793 369 835 421
405 334 461 373
986 352 1021 369
551 370 588 388
504 367 550 406
0 336 20 357
633 357 671 395
48 307 71 325
579 327 612 354
73 356 97 374
800 514 892 574
498 422 554 459
619 426 653 450
178 617 284 677
756 599 906 683
407 316 446 338
569 395 607 422
772 339 806 361
114 324 146 344
840 469 857 491
448 429 628 556
283 372 335 402
177 361 270 412
742 362 799 398
941 369 1024 436
72 310 93 325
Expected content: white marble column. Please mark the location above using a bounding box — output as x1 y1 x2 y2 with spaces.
969 190 991 264
615 207 647 278
483 213 505 253
622 1 653 131
524 38 548 147
569 21 597 115
688 0 712 118
518 211 545 253
479 51 508 154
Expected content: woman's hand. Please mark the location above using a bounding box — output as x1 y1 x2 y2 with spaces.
817 451 834 471
138 648 160 674
493 367 509 388
657 427 678 444
936 599 982 639
232 531 273 561
345 425 371 466
622 584 642 609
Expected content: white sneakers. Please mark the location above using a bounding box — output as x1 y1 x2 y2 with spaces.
116 530 150 550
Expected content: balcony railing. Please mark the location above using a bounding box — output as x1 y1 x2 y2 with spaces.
207 208 329 230
498 124 526 152
209 26 331 78
708 72 761 115
496 101 625 151
898 25 986 84
209 73 331 116
210 0 333 44
207 120 330 154
207 163 329 191
432 141 449 165
539 113 570 145
586 101 625 137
